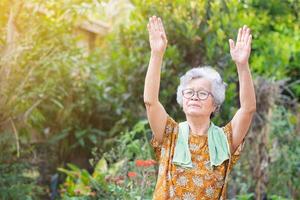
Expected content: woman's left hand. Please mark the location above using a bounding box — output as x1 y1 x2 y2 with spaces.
229 25 252 66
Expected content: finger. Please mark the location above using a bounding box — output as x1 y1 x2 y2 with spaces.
241 25 247 41
237 28 242 42
147 23 152 35
157 17 163 32
153 16 159 31
150 16 156 31
247 34 252 48
158 18 166 35
245 28 251 44
244 28 250 44
160 19 167 36
161 33 168 43
148 18 153 34
158 18 167 40
156 17 160 32
229 39 235 50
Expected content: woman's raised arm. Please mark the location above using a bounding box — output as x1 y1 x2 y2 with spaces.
143 16 168 144
229 25 257 153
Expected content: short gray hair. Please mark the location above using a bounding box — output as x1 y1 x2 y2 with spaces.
176 66 227 112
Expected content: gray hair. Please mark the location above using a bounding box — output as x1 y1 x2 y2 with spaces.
176 66 227 113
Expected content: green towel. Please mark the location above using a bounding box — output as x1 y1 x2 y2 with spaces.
172 121 230 169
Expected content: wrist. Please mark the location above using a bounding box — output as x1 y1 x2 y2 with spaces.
235 62 249 69
151 50 165 58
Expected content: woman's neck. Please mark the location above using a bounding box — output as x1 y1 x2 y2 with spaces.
186 115 211 136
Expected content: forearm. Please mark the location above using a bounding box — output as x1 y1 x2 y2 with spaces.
143 52 164 104
236 63 256 112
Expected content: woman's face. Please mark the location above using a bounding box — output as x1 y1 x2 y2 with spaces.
182 78 216 118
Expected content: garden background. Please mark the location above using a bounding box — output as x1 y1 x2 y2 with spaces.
0 0 299 199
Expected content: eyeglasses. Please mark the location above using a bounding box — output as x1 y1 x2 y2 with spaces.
182 88 213 100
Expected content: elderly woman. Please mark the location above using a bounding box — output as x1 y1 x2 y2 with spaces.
144 16 256 200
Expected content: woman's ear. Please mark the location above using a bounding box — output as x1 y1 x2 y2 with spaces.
213 104 220 113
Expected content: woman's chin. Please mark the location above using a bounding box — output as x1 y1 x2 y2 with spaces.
186 110 202 117
183 107 208 117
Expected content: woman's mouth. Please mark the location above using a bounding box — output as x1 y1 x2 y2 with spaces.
188 104 201 108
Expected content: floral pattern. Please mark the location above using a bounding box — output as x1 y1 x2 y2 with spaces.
150 116 244 199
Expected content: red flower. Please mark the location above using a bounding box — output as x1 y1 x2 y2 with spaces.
135 160 145 167
146 159 157 166
135 159 157 167
128 171 137 178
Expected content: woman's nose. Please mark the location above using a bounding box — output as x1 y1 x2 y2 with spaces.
190 94 200 101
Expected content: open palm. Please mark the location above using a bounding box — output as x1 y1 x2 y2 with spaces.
147 16 168 54
229 25 252 65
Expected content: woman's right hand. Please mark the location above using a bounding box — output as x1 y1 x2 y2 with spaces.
147 16 168 55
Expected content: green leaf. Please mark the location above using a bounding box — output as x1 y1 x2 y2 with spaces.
92 157 108 178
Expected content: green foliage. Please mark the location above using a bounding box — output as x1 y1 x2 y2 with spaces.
229 105 300 198
0 0 299 198
267 106 300 196
236 193 292 200
237 193 255 200
0 131 45 199
58 119 156 199
0 162 44 200
0 0 141 164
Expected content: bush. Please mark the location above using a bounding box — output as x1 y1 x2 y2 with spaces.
58 120 157 199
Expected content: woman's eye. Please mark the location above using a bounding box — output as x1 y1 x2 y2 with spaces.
198 92 208 97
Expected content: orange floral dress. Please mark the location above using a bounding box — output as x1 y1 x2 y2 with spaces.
150 116 244 200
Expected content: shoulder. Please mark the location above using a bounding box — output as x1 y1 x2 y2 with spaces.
222 122 232 137
151 115 178 147
221 122 234 154
222 121 244 166
165 115 178 131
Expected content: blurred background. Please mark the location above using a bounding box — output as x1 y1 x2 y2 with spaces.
0 0 299 199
